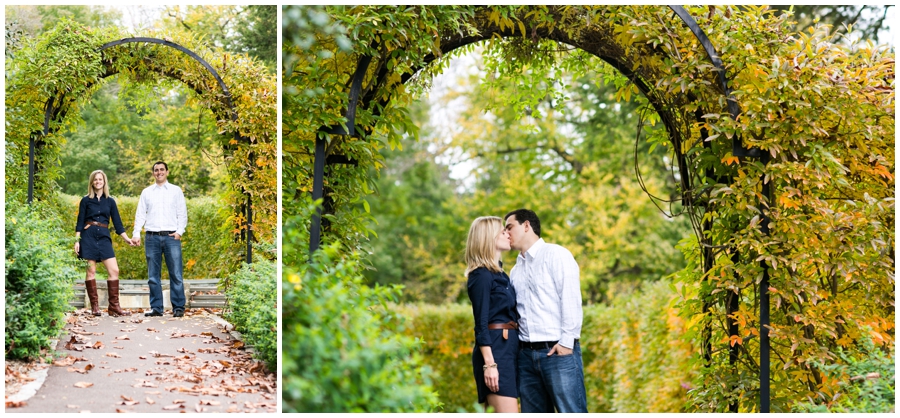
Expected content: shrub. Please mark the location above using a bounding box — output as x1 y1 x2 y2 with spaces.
60 193 242 281
223 258 277 371
282 210 441 412
792 335 895 413
5 202 80 359
396 280 695 412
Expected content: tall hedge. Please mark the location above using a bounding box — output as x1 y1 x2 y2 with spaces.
61 193 242 281
5 202 80 359
394 280 695 412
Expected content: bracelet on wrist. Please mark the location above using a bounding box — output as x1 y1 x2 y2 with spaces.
482 363 497 371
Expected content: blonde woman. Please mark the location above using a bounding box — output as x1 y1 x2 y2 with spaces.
74 170 133 316
465 216 519 413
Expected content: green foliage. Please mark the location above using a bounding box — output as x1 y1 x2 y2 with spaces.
223 259 277 371
282 207 441 412
792 335 895 413
5 202 80 359
394 280 695 412
581 281 696 412
158 5 277 73
60 193 242 281
57 81 229 197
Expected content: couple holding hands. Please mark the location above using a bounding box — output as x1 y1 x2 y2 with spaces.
74 161 188 319
465 209 588 413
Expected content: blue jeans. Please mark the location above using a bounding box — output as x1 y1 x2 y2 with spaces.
145 234 185 312
517 341 588 413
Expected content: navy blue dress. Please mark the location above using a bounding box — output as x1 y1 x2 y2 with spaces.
75 195 126 261
467 265 519 403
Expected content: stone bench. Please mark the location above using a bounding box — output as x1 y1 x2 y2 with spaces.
71 279 226 309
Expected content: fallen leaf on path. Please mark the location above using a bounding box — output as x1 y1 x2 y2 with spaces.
115 335 130 340
133 380 157 388
162 404 183 410
73 381 94 388
105 352 122 358
145 397 155 405
67 363 93 374
53 355 79 366
120 328 137 332
91 341 104 350
147 328 158 332
176 347 191 353
138 356 147 360
115 408 129 412
232 341 244 349
6 400 27 408
219 360 232 368
199 399 221 406
113 346 125 349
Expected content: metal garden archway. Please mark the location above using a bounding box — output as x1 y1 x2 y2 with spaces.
26 37 255 264
307 6 774 412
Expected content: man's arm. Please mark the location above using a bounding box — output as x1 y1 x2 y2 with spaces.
555 247 582 350
133 190 147 239
175 188 187 236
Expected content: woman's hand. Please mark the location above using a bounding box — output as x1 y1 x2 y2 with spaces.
483 365 499 392
74 241 80 255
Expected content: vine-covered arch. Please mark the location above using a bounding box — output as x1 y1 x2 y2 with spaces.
6 20 277 263
285 5 893 413
309 5 767 410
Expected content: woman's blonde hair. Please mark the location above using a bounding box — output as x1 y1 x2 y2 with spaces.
87 170 110 199
465 216 504 276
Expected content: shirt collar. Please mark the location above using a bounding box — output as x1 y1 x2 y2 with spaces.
519 238 546 261
152 181 170 189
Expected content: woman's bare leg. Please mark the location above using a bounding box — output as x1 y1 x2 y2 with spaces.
486 394 519 413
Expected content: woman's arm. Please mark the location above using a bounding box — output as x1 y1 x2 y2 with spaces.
75 197 87 232
108 198 131 244
479 345 500 393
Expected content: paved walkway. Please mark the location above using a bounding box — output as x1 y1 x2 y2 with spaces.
6 309 276 413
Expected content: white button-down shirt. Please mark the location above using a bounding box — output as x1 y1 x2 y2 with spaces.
133 182 187 237
509 238 583 349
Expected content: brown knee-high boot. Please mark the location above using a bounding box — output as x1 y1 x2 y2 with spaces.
85 280 101 316
107 280 130 317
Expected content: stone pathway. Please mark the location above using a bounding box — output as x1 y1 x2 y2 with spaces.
6 309 276 413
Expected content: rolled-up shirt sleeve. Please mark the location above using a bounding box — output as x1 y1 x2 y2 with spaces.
467 269 493 347
553 247 582 349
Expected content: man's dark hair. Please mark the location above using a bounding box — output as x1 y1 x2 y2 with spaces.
505 209 541 238
152 161 168 171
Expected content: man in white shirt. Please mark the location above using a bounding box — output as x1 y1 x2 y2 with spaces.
132 161 188 318
504 209 587 413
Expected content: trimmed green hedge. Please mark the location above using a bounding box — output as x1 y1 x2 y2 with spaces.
223 259 277 371
394 280 695 412
5 202 80 359
60 193 242 281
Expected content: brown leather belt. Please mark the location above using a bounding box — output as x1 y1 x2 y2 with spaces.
84 221 108 229
488 321 518 340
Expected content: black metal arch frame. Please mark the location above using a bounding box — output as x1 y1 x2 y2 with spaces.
26 37 255 264
307 6 773 412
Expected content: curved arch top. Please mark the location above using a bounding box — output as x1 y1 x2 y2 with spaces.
28 36 254 263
